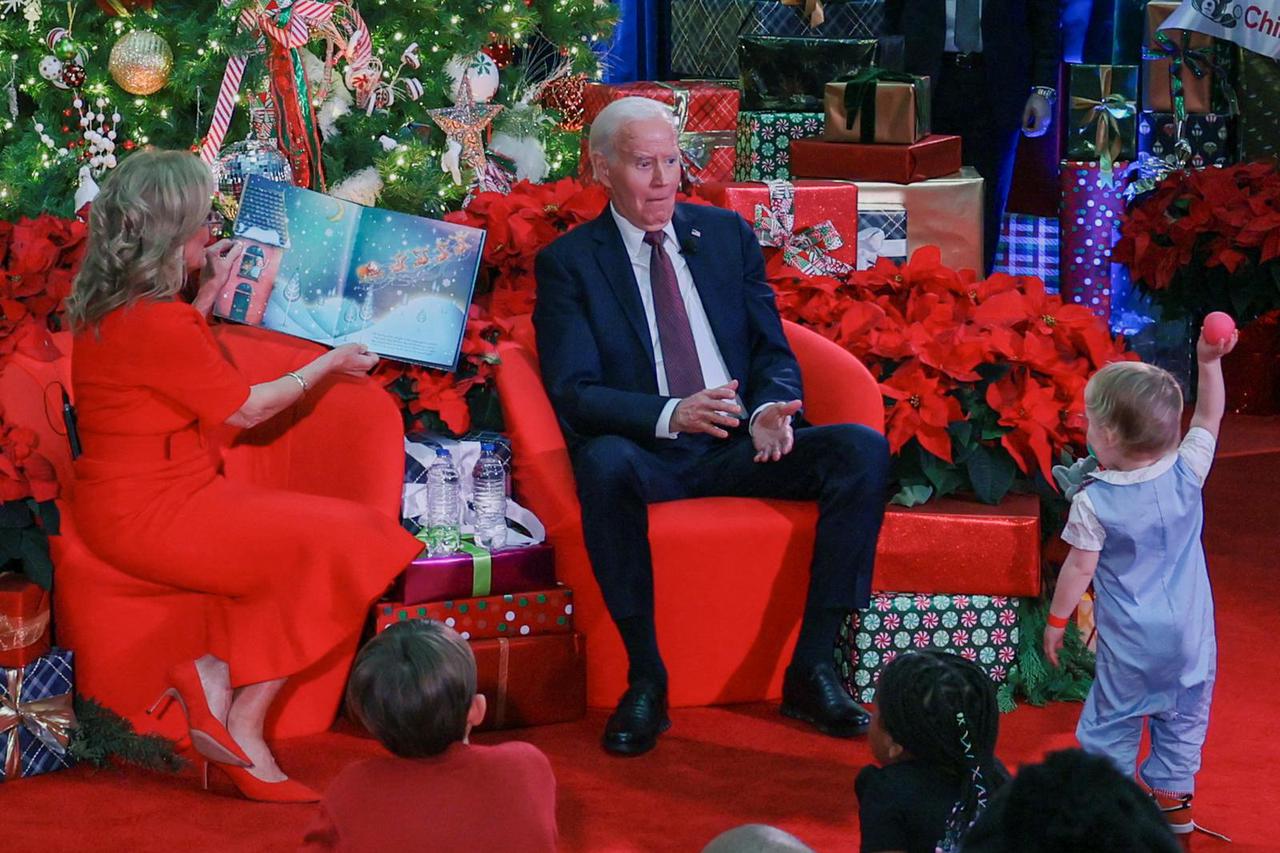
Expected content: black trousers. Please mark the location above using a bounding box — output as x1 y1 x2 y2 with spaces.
931 61 1023 275
571 423 890 635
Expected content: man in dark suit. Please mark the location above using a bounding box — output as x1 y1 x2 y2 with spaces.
533 97 890 756
884 0 1062 272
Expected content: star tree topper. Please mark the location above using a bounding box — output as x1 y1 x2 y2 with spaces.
427 75 503 184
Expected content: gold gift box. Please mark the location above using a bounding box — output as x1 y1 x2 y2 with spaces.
851 167 985 273
823 77 931 145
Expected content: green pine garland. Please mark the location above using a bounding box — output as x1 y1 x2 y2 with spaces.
998 596 1095 712
68 696 187 773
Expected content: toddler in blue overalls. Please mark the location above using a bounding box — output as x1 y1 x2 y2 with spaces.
1043 328 1237 848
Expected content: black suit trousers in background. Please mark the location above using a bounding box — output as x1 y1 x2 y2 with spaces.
570 423 890 629
931 61 1023 275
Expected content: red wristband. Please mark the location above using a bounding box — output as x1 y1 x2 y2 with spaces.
1046 612 1070 629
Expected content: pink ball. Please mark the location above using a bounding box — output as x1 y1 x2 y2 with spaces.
1203 311 1236 345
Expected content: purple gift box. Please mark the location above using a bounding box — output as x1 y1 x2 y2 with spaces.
1059 161 1129 319
396 542 556 606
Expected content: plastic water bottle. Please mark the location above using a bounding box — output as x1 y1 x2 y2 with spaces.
472 441 508 550
425 448 462 556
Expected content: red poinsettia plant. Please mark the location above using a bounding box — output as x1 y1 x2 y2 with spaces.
770 246 1131 504
1114 161 1280 323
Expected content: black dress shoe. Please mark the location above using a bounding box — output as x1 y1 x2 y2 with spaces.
779 662 870 738
603 681 670 757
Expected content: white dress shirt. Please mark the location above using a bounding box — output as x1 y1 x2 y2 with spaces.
944 0 984 53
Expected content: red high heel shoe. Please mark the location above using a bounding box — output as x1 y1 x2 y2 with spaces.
202 761 322 803
148 660 253 768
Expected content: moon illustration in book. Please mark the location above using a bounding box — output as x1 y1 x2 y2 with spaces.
327 199 347 222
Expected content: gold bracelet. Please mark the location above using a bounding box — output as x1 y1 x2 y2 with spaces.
284 370 309 394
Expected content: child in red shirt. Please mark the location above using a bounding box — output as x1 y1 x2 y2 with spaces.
301 621 558 852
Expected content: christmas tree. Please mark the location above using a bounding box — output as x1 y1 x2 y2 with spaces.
0 0 615 220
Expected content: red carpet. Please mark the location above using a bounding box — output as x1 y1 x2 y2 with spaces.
7 419 1278 852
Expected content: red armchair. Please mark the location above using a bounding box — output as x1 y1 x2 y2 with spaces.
496 316 885 708
1 324 407 739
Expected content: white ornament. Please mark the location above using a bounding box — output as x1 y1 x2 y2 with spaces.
330 167 383 207
489 131 550 183
377 134 399 152
38 55 67 88
441 137 463 186
444 53 499 105
74 165 99 210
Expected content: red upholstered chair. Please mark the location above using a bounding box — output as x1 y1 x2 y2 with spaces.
495 316 885 708
0 324 407 739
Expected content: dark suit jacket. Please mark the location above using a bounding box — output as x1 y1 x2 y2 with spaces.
532 203 802 452
883 0 1061 127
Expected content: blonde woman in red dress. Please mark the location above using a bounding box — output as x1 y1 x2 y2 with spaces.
66 149 422 803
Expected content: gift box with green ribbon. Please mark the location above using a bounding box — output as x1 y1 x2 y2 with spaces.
1 647 76 782
1065 64 1138 173
734 111 826 180
1142 1 1236 118
397 539 556 605
375 586 574 642
836 592 1021 704
823 69 930 144
581 81 738 184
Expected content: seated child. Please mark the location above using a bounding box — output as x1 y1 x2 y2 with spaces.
960 748 1181 853
1044 331 1236 846
855 650 1008 853
300 620 558 852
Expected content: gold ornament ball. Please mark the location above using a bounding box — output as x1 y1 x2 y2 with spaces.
109 30 173 96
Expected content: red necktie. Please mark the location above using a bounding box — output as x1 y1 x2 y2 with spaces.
644 230 705 398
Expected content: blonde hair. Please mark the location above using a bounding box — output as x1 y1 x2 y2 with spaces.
67 149 213 330
1085 361 1184 457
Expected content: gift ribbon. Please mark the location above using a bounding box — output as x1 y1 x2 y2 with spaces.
0 667 75 780
753 179 854 277
657 83 736 183
493 637 510 729
0 610 50 652
836 68 928 144
1070 66 1135 187
781 0 825 27
1143 31 1236 123
458 539 494 597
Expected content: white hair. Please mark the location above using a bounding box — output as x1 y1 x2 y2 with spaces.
588 96 678 166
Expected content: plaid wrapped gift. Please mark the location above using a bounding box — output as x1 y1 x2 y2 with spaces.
735 111 825 181
1136 111 1236 169
671 0 885 81
1 647 75 781
375 586 574 642
856 207 907 269
994 213 1061 291
836 593 1021 703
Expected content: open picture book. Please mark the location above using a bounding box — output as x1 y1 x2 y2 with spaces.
213 175 486 370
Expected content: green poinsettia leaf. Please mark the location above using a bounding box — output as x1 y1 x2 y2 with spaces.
19 527 53 590
890 483 934 507
966 443 1016 504
919 447 966 498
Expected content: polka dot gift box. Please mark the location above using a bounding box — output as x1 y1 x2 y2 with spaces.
376 586 573 642
1059 161 1130 320
835 592 1021 704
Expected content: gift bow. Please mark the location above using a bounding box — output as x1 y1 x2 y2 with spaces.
0 610 50 652
857 226 887 268
1 667 75 779
753 180 854 277
781 0 825 27
659 84 736 182
836 67 928 144
1144 31 1237 122
1070 66 1135 186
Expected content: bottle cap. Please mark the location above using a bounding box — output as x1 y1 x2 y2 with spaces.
435 447 450 458
481 441 496 452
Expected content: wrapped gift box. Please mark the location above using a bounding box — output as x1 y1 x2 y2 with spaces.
1142 1 1218 114
671 0 885 80
875 494 1040 597
1059 160 1129 319
1236 52 1280 162
1065 64 1138 164
856 207 908 269
1221 310 1280 415
473 632 587 731
994 213 1061 291
0 573 50 668
1077 589 1098 652
739 35 903 112
823 73 930 144
376 586 574 642
1137 111 1236 168
698 180 859 274
581 81 738 184
396 540 555 605
735 111 826 181
0 647 75 782
836 593 1022 703
851 167 984 272
790 135 962 184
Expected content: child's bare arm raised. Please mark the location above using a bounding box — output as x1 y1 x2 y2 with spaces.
1189 329 1239 439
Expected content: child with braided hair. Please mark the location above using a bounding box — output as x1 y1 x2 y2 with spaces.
854 650 1008 853
1044 331 1236 848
